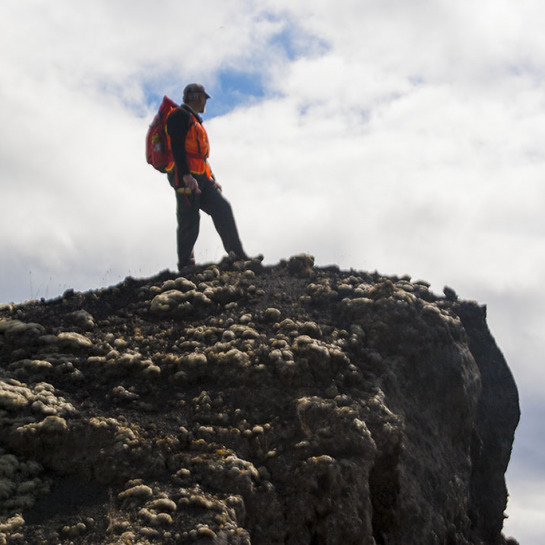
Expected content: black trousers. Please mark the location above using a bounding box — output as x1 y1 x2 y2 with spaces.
175 174 246 267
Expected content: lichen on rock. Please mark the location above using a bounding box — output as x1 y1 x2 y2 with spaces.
0 257 519 545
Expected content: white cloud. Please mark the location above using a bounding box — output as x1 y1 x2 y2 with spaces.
503 402 545 542
1 1 545 541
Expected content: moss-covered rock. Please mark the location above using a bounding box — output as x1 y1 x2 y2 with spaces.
0 257 519 545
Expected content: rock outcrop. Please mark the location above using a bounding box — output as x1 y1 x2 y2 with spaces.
0 255 520 545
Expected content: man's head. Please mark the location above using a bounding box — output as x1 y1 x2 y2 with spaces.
183 83 211 114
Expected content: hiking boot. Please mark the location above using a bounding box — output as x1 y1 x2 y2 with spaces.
226 251 245 262
177 257 196 273
226 251 263 263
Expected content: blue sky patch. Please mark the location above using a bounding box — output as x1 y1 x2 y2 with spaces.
140 14 329 118
205 70 266 117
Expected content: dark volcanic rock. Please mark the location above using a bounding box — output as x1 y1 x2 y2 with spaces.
0 255 520 545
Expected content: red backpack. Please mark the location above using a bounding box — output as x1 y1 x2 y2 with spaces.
145 96 178 173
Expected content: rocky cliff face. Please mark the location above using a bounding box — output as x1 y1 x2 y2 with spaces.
0 255 519 545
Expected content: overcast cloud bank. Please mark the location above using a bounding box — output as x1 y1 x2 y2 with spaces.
1 1 544 542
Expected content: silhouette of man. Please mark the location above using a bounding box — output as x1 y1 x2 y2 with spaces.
167 83 247 270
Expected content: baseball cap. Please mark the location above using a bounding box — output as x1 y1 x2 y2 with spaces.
183 83 212 100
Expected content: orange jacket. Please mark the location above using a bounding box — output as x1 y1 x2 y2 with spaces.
166 106 213 182
185 116 212 178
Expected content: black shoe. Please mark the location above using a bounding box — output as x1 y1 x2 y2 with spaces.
226 251 263 263
177 257 195 273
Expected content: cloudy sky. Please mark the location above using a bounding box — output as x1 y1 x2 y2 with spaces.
1 0 544 541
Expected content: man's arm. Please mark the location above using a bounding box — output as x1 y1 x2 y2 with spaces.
167 109 202 193
167 108 192 178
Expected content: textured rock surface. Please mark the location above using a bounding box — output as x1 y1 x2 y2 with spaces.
0 255 519 544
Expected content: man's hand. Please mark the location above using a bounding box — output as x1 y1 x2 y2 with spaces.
209 173 222 192
182 174 202 194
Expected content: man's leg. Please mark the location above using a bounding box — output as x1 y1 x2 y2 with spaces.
199 178 247 259
176 190 200 269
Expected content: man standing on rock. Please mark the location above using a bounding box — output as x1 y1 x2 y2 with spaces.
167 83 248 271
